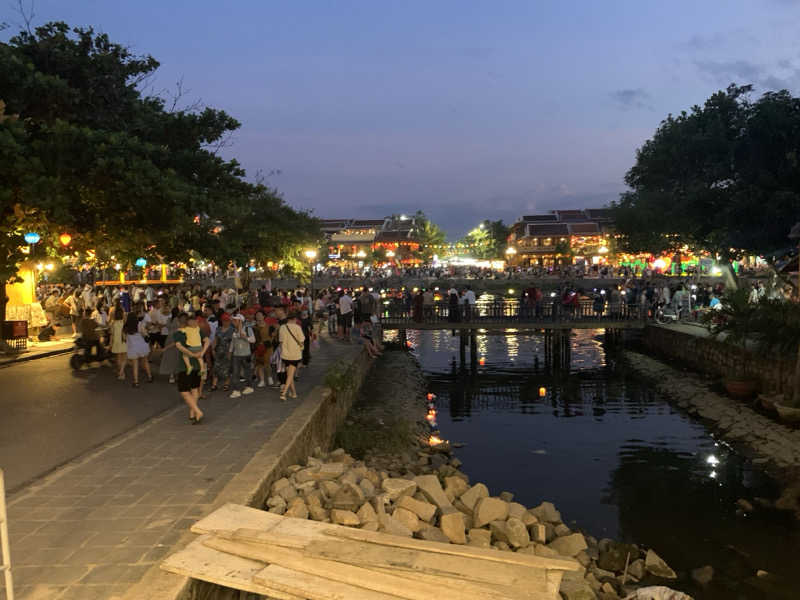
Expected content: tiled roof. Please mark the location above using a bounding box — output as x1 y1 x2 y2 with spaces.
568 223 600 234
553 210 588 222
526 223 570 236
522 214 558 222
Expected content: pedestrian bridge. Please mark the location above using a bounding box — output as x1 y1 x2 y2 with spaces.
379 300 646 331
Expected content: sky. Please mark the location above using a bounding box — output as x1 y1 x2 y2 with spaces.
4 1 800 238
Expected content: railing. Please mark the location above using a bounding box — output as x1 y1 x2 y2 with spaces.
379 299 645 327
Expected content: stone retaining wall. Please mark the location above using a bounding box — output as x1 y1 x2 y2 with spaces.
122 347 373 600
641 325 795 397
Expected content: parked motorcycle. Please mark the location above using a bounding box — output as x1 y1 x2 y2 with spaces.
70 336 111 370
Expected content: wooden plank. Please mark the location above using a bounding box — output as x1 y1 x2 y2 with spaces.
203 536 509 600
255 564 404 600
160 535 301 600
324 523 580 571
228 529 542 594
191 502 283 535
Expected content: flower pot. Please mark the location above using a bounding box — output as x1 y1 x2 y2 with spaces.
725 379 758 400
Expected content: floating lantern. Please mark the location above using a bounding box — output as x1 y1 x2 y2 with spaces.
479 357 486 366
539 387 547 397
24 232 40 244
429 435 444 446
59 233 72 246
135 258 147 267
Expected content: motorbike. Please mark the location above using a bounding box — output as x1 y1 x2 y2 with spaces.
70 335 111 370
654 305 690 325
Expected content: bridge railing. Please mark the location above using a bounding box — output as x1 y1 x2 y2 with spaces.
379 299 645 326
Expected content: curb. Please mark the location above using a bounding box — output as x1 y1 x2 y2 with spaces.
0 346 73 367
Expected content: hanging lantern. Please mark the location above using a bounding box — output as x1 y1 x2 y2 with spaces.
24 232 40 244
539 387 547 397
59 233 72 246
135 257 147 267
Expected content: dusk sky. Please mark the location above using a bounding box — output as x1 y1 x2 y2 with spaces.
5 1 800 237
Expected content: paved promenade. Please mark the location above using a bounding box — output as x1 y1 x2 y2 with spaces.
2 331 361 600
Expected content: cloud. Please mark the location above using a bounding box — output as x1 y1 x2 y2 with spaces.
610 88 653 110
694 58 800 91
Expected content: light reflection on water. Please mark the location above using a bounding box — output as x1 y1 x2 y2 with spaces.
388 328 800 600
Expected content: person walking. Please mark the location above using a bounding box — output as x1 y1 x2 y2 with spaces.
338 290 353 341
159 308 181 384
123 312 152 387
211 313 234 391
253 310 276 388
173 313 208 424
65 289 83 336
278 312 305 401
229 314 255 398
109 306 127 380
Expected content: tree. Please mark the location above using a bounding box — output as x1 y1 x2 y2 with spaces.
412 210 446 262
459 219 509 259
612 84 800 278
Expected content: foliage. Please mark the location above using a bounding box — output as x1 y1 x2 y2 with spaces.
459 219 509 259
324 359 358 397
413 210 446 261
612 84 800 262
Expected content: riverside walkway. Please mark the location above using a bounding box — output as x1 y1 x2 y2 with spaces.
1 331 362 600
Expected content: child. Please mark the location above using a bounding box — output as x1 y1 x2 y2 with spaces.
181 317 205 376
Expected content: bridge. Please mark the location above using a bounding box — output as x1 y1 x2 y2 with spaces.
379 299 646 331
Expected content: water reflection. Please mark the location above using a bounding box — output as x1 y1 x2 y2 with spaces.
401 328 800 600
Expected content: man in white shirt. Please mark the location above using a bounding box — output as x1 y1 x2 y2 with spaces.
338 291 353 340
463 286 477 321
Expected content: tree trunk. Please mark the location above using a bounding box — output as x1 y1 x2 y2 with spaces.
0 284 13 354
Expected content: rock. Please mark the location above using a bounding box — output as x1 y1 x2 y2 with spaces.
316 462 346 480
544 523 556 543
320 480 340 499
533 544 561 558
507 502 526 520
331 509 360 526
585 572 602 591
560 571 597 600
429 453 448 469
499 491 514 502
645 549 677 579
266 496 287 512
467 528 492 547
359 478 376 498
459 483 489 512
414 475 452 509
600 582 616 596
504 517 530 548
597 543 639 572
271 477 291 494
756 569 769 578
396 495 437 522
530 501 561 524
381 478 417 500
331 481 366 511
554 523 571 537
378 513 413 537
295 468 317 484
275 483 298 502
417 523 450 543
361 521 380 532
493 541 510 551
627 559 645 580
529 523 547 544
444 476 469 500
488 520 510 544
393 507 421 533
284 497 309 519
576 550 592 568
691 565 714 586
357 502 378 523
440 508 466 544
736 498 754 512
371 493 390 516
450 458 462 468
295 481 316 493
521 511 539 527
548 533 588 557
473 497 509 528
308 504 328 521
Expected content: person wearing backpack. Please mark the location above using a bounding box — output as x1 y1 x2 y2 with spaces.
229 314 255 398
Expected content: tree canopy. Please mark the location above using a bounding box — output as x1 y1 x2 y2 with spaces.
612 84 800 262
0 21 320 303
458 219 509 259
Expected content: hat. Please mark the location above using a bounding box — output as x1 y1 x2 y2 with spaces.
231 314 245 322
220 313 231 322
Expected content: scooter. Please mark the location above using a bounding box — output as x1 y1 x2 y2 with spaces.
654 305 690 325
70 336 111 370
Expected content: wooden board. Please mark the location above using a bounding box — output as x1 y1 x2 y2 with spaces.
192 502 284 535
228 529 542 594
160 535 301 600
255 563 404 600
204 536 510 600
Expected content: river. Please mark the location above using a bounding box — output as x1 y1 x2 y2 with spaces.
392 328 799 599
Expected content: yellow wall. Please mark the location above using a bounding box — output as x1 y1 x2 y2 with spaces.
5 262 36 306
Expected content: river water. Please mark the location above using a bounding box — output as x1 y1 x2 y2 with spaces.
393 328 799 600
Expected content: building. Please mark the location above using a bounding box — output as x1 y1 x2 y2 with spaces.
507 208 613 267
321 215 421 266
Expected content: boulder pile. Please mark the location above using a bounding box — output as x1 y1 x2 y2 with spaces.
264 445 683 600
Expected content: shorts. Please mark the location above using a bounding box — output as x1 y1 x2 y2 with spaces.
177 371 201 392
283 358 301 367
339 313 352 328
148 333 167 348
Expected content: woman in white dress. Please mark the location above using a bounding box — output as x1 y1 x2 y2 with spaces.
124 313 152 387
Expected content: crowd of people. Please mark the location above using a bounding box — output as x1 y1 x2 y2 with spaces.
35 283 385 423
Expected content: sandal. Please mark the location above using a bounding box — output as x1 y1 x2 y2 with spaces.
279 388 287 402
210 384 218 391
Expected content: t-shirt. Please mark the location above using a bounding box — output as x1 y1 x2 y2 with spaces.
279 322 306 361
181 326 202 347
173 328 207 372
464 290 477 305
339 295 353 315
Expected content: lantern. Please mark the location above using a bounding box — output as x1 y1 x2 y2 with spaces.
539 387 547 398
59 233 72 246
135 258 147 267
24 232 40 244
